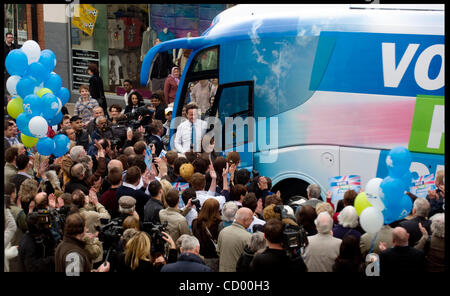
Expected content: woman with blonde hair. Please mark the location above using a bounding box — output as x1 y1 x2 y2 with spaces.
191 198 222 271
17 178 38 215
116 230 177 272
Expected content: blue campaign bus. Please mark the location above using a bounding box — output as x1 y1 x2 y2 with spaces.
141 4 444 200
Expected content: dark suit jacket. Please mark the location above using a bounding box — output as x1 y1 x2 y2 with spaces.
147 134 164 156
89 74 106 109
379 246 426 275
116 185 151 220
75 129 90 151
64 178 89 195
399 216 431 247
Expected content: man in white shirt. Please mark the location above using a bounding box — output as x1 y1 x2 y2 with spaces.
174 102 207 154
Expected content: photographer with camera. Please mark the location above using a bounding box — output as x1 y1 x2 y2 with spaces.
18 211 57 272
55 213 110 273
115 230 177 272
147 120 165 157
250 218 307 272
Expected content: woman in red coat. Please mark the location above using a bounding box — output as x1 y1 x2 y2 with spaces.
164 66 180 104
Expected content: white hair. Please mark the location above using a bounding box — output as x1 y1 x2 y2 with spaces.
248 231 266 253
338 206 359 228
95 115 106 125
315 211 333 234
413 198 430 218
307 184 321 200
181 235 200 251
222 201 238 222
70 145 86 162
430 213 445 238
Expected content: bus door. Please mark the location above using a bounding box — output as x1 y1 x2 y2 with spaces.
209 81 254 171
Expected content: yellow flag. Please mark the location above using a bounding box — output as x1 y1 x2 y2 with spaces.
72 4 98 36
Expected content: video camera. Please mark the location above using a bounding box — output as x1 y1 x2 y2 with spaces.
190 197 202 212
273 205 309 259
96 217 124 251
124 106 154 129
142 221 168 256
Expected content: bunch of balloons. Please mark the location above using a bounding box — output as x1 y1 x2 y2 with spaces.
6 40 71 157
355 146 413 234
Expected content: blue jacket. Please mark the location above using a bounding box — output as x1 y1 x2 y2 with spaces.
161 253 212 272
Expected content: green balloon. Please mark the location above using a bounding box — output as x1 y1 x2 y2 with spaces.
7 97 24 119
21 133 39 148
36 87 53 98
355 192 372 216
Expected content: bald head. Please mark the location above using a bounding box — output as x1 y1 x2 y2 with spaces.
235 207 254 228
392 227 409 247
35 192 48 208
108 159 123 172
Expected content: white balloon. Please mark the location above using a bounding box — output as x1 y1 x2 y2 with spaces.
365 178 385 211
21 40 41 64
360 207 384 234
28 116 48 138
6 75 21 95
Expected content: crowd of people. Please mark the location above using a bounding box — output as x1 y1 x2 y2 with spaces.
3 88 445 273
3 33 445 275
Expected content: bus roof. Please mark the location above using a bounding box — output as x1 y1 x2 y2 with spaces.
140 4 443 86
203 4 444 38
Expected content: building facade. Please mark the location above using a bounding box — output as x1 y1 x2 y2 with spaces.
4 4 231 104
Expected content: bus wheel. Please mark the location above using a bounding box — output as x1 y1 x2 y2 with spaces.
272 178 310 205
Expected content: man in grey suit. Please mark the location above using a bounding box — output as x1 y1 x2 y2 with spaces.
303 212 342 272
216 207 253 272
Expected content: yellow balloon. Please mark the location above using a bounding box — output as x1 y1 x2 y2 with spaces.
36 88 53 98
354 192 372 216
7 97 24 119
21 133 39 148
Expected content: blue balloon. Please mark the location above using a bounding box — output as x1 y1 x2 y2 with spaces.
24 62 50 84
16 77 38 99
41 93 59 120
47 111 63 126
397 194 413 220
43 72 62 94
380 176 405 209
53 134 70 157
382 207 398 225
38 49 56 73
23 94 44 116
16 112 34 137
386 146 412 178
56 87 70 105
5 49 29 76
36 137 55 156
400 170 413 192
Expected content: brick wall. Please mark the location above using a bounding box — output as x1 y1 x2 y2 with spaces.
25 4 45 49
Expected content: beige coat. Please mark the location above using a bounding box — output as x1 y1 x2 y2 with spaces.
216 222 251 272
4 162 17 186
303 233 342 272
159 207 191 243
79 203 111 234
360 225 394 257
